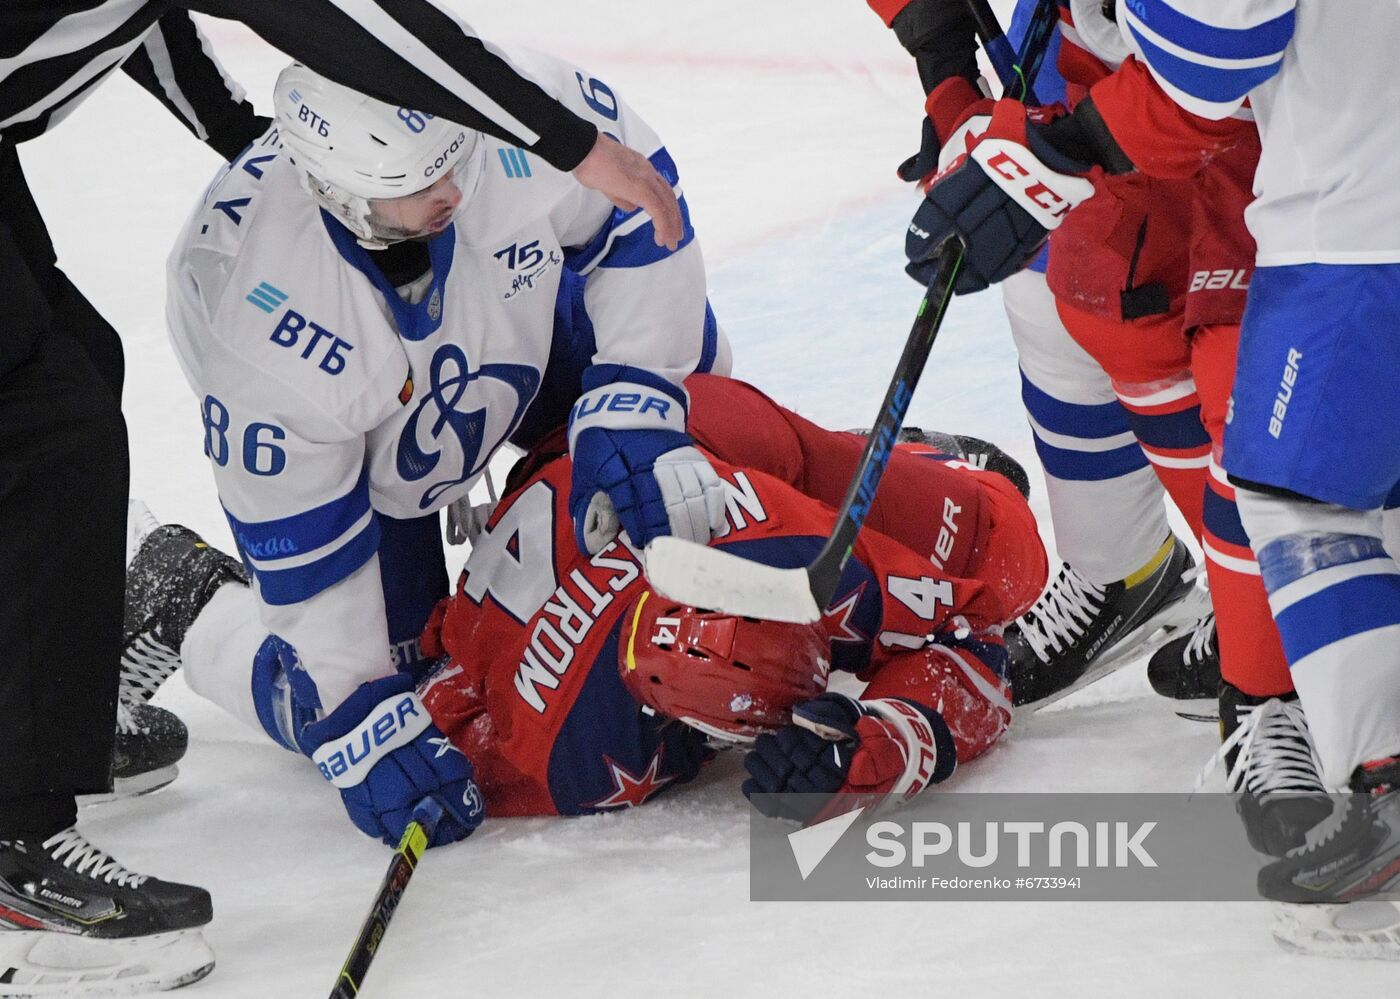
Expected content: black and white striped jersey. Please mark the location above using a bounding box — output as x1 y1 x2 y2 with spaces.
2 1 597 169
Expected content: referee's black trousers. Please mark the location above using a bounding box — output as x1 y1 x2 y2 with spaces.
0 142 128 840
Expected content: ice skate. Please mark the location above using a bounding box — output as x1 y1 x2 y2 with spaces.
0 830 214 995
1210 685 1332 857
1147 611 1220 721
1010 535 1201 706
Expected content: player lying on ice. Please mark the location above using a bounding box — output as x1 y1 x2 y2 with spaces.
418 375 1045 820
132 375 1046 836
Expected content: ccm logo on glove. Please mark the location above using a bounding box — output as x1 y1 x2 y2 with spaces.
969 140 1090 228
312 692 430 788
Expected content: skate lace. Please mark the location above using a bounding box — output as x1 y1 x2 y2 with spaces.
120 634 182 702
1287 795 1356 856
1183 614 1216 665
1197 697 1326 798
1018 566 1106 663
42 829 149 888
115 699 138 736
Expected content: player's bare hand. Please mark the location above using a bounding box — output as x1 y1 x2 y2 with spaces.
572 133 682 250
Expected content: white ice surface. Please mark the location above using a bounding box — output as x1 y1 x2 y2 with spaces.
17 1 1389 995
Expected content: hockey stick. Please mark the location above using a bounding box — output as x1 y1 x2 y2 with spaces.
963 0 1039 105
328 798 444 999
644 9 1059 623
1011 0 1060 103
644 237 965 624
964 0 1060 105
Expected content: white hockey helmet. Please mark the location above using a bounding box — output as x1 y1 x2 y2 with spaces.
273 63 480 248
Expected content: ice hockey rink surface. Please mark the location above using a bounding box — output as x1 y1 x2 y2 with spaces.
18 2 1392 995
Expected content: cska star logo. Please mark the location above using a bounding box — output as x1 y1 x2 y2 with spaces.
821 583 869 644
585 747 675 810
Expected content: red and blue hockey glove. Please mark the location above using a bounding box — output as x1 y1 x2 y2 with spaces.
742 692 951 825
906 99 1096 294
304 673 485 848
568 372 726 554
897 76 992 185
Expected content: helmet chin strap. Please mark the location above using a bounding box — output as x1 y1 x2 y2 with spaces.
299 172 391 248
307 170 466 250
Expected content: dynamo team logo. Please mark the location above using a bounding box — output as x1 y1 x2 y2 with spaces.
396 343 540 509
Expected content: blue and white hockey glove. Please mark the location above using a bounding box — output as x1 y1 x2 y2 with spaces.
743 693 946 825
907 99 1096 294
304 673 485 847
567 374 727 554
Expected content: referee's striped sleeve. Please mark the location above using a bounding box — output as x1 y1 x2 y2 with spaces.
187 0 599 170
1121 0 1296 119
121 12 269 161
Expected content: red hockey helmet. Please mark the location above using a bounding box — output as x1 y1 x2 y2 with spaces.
618 589 831 742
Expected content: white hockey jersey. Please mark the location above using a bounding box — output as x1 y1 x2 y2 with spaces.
165 48 715 709
1119 0 1400 265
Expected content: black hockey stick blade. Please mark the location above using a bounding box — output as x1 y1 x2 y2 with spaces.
645 237 965 623
329 797 444 999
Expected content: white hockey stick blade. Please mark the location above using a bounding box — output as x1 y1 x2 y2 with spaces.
643 537 823 624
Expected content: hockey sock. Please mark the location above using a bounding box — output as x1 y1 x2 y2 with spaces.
1202 460 1291 695
1112 369 1210 539
1238 490 1400 785
1053 300 1208 544
181 583 272 735
1004 271 1169 584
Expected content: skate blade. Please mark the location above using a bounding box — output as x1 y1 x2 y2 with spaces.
1030 584 1208 714
77 767 178 808
1271 901 1400 961
1171 697 1218 723
0 928 214 996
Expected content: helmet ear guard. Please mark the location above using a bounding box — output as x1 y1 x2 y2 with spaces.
618 590 831 743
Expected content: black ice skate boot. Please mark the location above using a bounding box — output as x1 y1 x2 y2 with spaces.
120 501 247 705
80 702 190 807
0 829 214 995
1009 535 1199 706
1259 756 1400 904
1147 612 1220 721
1216 683 1333 857
897 427 1032 500
846 426 1032 500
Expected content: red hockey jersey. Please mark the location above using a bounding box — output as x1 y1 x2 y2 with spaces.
422 376 1046 816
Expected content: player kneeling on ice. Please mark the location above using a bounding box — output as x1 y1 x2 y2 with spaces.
157 56 729 846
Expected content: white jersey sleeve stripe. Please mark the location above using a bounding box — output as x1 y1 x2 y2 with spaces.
564 149 691 274
1127 0 1296 57
243 508 375 574
1122 0 1294 117
223 469 382 606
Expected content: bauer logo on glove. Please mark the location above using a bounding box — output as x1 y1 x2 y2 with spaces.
312 691 431 786
568 371 728 554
